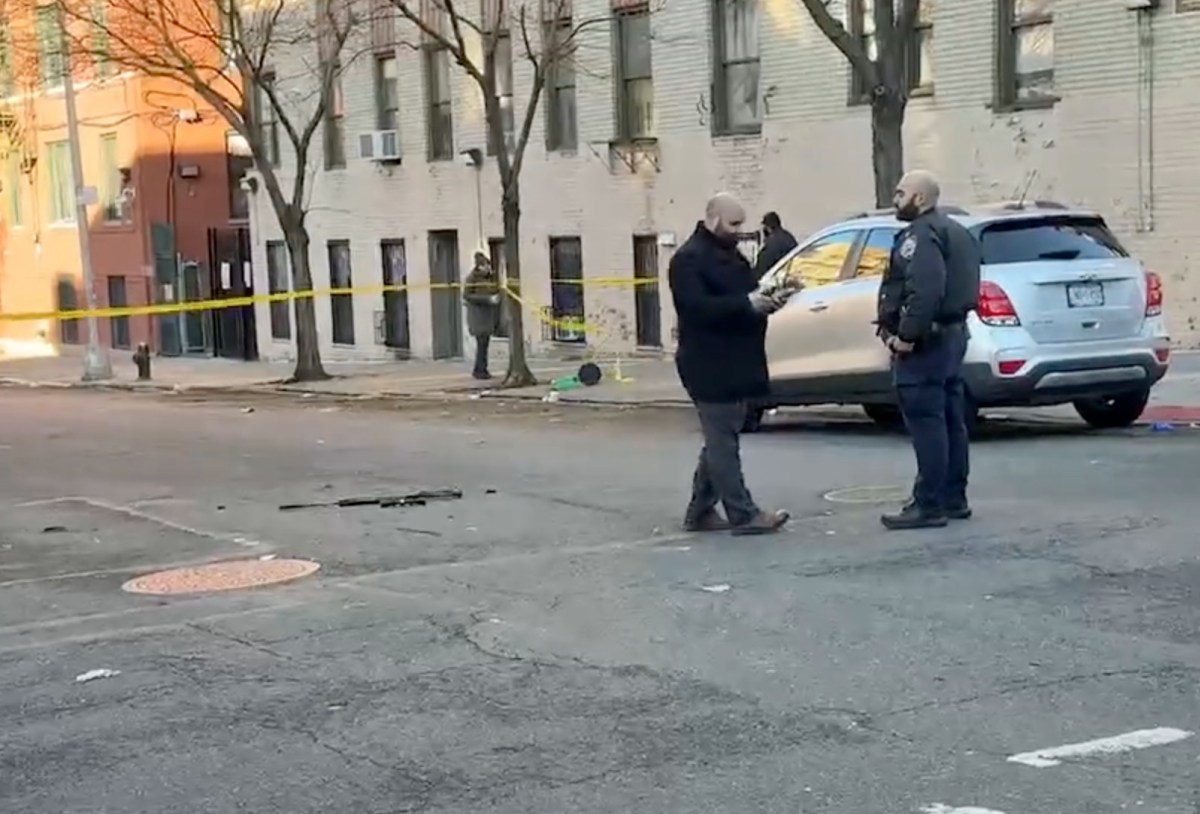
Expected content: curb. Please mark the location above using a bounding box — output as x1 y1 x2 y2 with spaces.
5 376 1199 429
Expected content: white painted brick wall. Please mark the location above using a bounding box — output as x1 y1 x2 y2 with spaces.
249 0 1200 363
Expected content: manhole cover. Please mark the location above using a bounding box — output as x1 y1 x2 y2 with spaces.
122 558 320 595
822 485 910 505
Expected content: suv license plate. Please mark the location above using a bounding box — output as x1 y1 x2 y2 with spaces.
1067 282 1104 308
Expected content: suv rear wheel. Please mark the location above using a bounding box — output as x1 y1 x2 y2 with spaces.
743 407 767 433
1073 389 1150 429
862 403 904 431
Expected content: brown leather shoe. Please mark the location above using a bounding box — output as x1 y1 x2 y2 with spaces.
683 511 731 532
730 509 790 536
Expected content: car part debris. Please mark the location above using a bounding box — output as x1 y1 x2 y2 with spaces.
279 489 463 512
76 668 121 683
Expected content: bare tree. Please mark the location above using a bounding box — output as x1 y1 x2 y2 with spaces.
50 0 374 381
387 0 603 388
799 0 919 207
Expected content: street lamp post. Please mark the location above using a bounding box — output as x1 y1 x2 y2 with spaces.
58 4 112 381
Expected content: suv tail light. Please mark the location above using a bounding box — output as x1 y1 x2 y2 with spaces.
978 281 1020 326
1145 270 1163 317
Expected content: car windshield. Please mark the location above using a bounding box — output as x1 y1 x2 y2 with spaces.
976 217 1128 265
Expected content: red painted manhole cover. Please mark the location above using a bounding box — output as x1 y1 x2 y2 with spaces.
122 558 320 595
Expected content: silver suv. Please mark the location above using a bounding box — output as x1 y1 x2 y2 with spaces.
750 202 1171 432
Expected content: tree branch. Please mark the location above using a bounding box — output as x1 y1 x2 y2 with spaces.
797 0 879 91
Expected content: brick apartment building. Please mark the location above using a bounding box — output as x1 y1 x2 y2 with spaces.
0 7 251 359
245 0 1200 364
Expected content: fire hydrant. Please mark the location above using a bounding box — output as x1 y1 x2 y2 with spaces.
132 342 152 381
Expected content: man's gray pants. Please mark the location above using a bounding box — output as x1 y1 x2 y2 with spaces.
686 401 760 526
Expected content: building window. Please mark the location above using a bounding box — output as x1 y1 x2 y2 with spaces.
1 31 14 96
486 34 515 155
549 236 584 343
255 71 281 166
266 241 291 340
374 54 399 130
324 61 346 169
98 133 123 223
4 155 21 227
614 6 654 141
92 0 114 78
848 0 932 103
544 16 577 151
227 132 253 221
996 0 1054 108
37 4 66 89
425 46 454 160
328 240 355 345
107 276 130 349
712 0 760 134
46 141 74 223
632 235 661 347
487 237 509 339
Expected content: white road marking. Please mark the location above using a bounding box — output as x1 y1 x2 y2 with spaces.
921 805 1006 814
1007 727 1194 768
13 495 264 547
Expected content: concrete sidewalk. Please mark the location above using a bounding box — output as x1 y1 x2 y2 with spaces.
3 346 1199 424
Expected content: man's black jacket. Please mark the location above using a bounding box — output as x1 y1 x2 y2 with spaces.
669 223 770 404
754 228 798 280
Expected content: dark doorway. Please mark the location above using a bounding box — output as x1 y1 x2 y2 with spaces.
107 275 130 349
428 230 462 359
56 276 80 345
487 236 508 339
380 239 410 355
632 235 661 347
327 240 355 346
549 236 584 343
206 226 258 361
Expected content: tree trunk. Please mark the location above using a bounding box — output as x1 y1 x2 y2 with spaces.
284 225 329 382
870 95 907 209
500 183 536 388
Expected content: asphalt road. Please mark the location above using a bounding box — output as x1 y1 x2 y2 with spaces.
1 388 1197 814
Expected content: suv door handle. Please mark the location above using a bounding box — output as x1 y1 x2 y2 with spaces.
808 303 829 313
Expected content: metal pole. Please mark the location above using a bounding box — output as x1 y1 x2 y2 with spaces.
473 166 484 250
58 3 112 381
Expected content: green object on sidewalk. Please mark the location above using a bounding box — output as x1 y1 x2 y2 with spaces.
550 374 583 392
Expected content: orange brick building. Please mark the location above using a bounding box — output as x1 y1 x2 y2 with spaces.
0 9 249 358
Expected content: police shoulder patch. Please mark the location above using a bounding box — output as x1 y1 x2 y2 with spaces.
899 235 918 260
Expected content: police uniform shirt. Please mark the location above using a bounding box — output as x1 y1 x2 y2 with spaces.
886 215 948 344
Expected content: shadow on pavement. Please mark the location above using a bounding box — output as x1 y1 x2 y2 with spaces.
757 413 1172 443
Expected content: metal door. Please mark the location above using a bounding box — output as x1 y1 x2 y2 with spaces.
632 235 661 347
206 226 259 361
151 222 182 356
380 239 411 355
428 230 462 359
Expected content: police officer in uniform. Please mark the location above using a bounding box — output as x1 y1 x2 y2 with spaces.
876 170 981 530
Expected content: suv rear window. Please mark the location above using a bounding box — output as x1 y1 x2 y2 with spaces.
976 217 1129 265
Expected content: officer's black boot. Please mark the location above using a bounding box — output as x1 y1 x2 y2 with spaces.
904 494 972 521
881 502 948 530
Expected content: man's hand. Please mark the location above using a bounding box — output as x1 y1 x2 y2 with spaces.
488 294 501 305
887 336 915 354
749 291 784 315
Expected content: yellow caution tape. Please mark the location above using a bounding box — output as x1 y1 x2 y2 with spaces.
0 276 662 325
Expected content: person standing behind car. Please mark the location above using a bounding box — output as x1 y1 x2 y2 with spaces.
754 211 798 281
669 192 791 536
463 252 501 380
876 170 981 530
